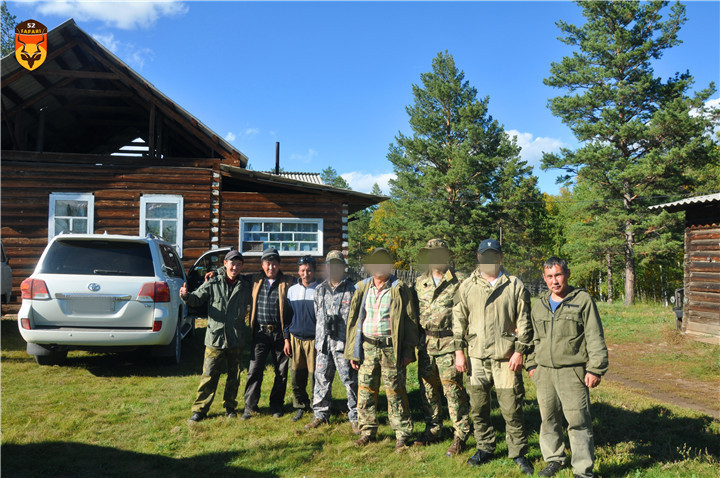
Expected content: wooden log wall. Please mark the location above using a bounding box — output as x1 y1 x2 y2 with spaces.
1 160 215 312
682 204 720 345
220 191 345 273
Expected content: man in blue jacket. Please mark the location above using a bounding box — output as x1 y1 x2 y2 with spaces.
285 255 319 422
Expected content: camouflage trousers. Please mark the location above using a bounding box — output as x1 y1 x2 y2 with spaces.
312 338 358 422
417 346 471 440
357 341 413 440
467 357 528 459
192 346 243 414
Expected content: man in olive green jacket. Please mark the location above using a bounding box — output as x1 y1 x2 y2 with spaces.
453 239 534 474
345 248 420 452
527 257 608 478
181 250 251 422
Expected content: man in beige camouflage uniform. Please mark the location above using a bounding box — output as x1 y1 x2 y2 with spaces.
412 238 471 457
453 239 534 475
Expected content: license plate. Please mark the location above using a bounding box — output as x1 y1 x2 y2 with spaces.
70 298 115 314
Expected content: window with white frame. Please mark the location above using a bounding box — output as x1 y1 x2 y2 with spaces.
239 218 323 255
48 192 94 239
140 195 184 256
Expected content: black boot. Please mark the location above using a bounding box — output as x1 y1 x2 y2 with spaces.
514 456 534 475
467 450 493 467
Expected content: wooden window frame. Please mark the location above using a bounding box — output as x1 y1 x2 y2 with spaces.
139 194 184 257
239 217 324 257
48 192 94 239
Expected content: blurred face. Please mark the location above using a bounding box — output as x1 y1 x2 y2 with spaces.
544 264 570 298
224 258 243 280
327 262 346 282
298 263 315 286
477 250 503 277
428 250 450 273
262 258 280 280
367 262 393 280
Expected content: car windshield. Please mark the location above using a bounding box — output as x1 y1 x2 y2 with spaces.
39 239 155 276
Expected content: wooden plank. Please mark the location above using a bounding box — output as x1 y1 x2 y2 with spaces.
685 290 720 304
688 261 720 272
684 320 720 335
688 281 720 293
30 68 119 80
1 151 221 168
686 228 720 240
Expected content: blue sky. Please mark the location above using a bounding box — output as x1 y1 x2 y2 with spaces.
8 1 720 194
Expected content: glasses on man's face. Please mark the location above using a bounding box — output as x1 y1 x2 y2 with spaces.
298 256 316 266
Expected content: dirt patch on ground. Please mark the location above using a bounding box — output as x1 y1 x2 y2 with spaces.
605 340 720 419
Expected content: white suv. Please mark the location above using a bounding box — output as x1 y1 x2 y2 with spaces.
18 234 192 366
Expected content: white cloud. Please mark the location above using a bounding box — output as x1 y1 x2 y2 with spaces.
224 132 236 142
341 171 395 195
289 148 318 164
244 127 260 136
91 32 119 52
506 129 566 166
91 32 153 70
33 0 188 30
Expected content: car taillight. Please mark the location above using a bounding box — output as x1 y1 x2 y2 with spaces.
137 282 171 303
20 278 50 300
152 320 162 332
20 318 31 330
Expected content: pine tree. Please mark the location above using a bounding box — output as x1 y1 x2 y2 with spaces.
543 1 718 305
1 1 17 57
320 166 351 189
347 182 384 266
387 51 546 273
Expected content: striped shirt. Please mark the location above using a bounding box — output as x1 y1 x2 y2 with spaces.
362 280 392 338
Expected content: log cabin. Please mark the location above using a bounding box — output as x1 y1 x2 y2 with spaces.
1 19 385 313
649 193 720 345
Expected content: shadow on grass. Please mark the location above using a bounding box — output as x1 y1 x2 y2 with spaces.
593 402 719 476
1 441 279 478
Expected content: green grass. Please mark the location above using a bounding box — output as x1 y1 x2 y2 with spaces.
1 308 719 477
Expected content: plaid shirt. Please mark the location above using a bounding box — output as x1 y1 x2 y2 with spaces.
362 280 392 338
256 278 281 326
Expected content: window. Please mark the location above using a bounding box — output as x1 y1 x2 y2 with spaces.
48 192 94 239
239 218 323 256
140 195 184 256
159 244 184 278
39 239 155 277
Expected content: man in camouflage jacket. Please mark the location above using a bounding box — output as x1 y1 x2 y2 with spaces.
412 239 471 457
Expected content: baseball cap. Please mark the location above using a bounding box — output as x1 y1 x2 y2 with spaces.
261 247 281 262
325 250 346 264
224 250 243 262
477 238 502 254
364 247 394 265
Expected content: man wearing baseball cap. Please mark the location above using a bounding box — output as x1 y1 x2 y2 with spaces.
453 239 534 474
413 239 471 457
305 250 359 432
242 247 296 419
181 249 251 422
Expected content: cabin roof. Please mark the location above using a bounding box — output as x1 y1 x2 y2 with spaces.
649 193 720 213
2 18 247 164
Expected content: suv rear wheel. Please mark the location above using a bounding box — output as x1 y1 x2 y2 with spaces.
29 343 68 366
154 316 182 365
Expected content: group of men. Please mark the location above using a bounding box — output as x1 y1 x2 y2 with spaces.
179 237 609 478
